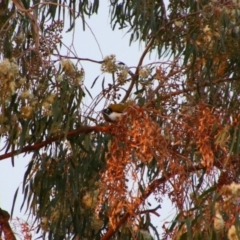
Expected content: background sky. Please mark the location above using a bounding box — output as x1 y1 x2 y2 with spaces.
0 1 174 238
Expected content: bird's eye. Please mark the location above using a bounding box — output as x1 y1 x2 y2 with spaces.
102 108 112 115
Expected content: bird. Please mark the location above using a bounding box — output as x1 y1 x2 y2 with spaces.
102 103 128 122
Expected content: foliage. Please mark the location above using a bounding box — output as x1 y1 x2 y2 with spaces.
1 0 240 240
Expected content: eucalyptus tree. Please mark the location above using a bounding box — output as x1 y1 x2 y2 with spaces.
0 0 240 239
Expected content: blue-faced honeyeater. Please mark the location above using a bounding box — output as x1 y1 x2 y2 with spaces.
102 103 128 122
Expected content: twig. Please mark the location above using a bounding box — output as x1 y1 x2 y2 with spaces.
0 126 110 161
121 37 155 103
52 54 104 64
137 205 161 217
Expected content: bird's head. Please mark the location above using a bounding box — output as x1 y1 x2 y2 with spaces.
102 103 128 122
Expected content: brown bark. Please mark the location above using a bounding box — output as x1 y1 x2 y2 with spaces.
0 125 110 161
0 208 16 240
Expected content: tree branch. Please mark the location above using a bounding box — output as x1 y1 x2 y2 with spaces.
0 208 16 240
121 37 155 103
137 205 161 217
0 125 110 161
52 54 104 64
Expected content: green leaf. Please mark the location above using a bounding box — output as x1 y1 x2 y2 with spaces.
19 120 29 151
91 75 100 88
21 0 30 9
92 0 99 14
186 218 192 239
20 184 29 211
84 86 93 99
179 232 188 240
47 0 58 19
11 187 19 217
169 213 181 232
22 159 34 192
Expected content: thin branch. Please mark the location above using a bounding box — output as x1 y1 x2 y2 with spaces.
137 205 161 217
0 208 16 240
121 37 155 103
0 126 110 161
84 21 104 59
52 54 104 64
